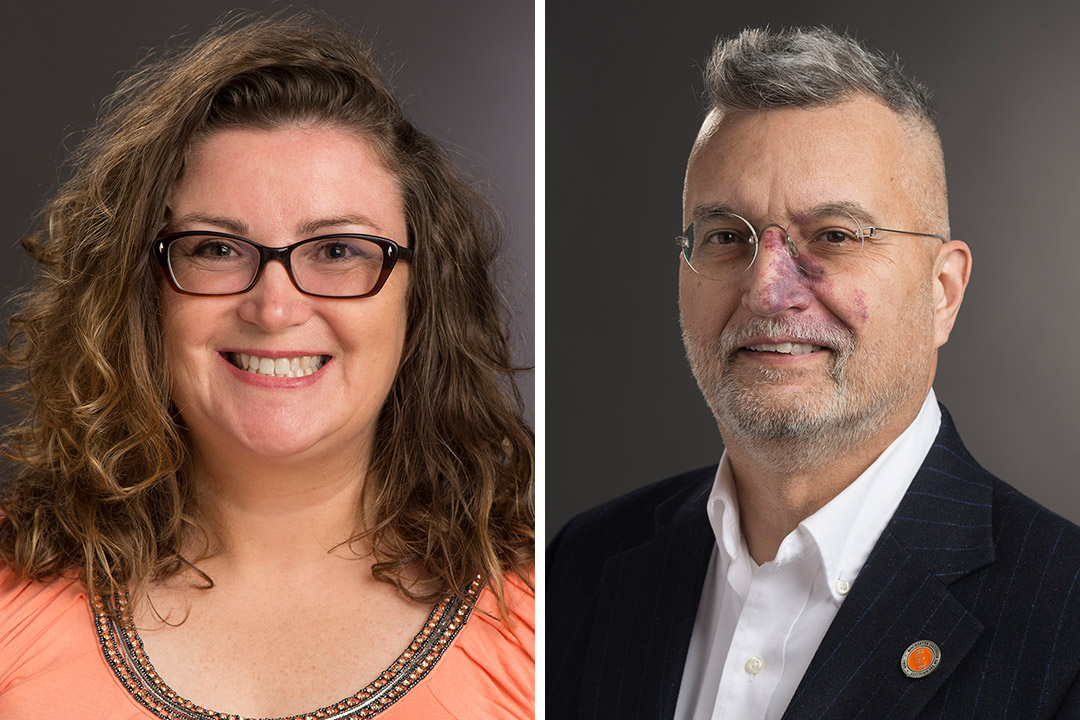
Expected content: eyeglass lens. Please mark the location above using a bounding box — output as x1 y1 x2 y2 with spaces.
166 234 390 297
682 212 865 279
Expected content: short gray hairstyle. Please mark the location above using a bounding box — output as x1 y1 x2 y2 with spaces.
705 26 936 125
704 26 949 239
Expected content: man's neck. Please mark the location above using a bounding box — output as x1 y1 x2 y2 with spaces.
724 404 923 565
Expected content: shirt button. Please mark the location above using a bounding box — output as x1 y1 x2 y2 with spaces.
745 656 765 675
836 579 851 595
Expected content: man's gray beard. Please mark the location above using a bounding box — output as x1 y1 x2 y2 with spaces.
683 315 926 473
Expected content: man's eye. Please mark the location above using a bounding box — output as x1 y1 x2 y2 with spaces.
815 229 859 244
704 230 749 245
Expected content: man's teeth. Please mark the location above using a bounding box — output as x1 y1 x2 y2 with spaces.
232 353 326 377
746 342 824 355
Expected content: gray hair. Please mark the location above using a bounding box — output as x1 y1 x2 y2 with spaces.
704 26 950 239
705 26 936 125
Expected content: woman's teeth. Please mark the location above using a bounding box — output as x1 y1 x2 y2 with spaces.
231 353 326 377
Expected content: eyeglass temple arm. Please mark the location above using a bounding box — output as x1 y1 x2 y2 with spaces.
863 227 947 243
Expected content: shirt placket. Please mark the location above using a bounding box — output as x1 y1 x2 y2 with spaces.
711 550 816 719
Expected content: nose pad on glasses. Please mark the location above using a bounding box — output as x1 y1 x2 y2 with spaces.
758 224 800 259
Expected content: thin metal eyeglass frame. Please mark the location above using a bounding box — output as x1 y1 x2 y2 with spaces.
676 212 946 277
153 230 414 298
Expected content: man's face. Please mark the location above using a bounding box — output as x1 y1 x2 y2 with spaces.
680 96 952 459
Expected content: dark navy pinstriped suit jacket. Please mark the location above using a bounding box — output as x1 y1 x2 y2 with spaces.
548 406 1080 719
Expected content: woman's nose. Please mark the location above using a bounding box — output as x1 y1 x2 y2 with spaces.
236 260 314 331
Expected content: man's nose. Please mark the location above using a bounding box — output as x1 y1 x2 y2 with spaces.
237 260 314 331
741 226 814 316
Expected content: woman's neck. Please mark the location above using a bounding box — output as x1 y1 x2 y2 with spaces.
184 448 371 572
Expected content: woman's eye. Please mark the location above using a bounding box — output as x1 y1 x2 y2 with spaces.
319 242 352 260
311 240 381 262
194 242 238 257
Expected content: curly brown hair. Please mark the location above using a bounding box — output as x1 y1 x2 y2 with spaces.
0 11 533 618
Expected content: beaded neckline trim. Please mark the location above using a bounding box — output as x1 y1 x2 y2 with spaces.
91 576 482 720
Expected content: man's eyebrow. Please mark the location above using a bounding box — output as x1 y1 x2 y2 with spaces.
800 202 878 227
686 201 880 227
686 203 741 225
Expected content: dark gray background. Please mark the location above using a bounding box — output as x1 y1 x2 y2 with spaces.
548 0 1080 537
0 0 533 419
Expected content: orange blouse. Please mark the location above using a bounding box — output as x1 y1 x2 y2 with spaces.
0 565 533 719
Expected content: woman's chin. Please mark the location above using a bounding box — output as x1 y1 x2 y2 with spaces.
189 418 364 470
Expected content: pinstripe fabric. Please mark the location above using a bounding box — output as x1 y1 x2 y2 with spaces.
547 406 1080 719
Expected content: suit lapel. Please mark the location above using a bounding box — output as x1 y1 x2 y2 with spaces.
580 470 715 720
784 408 993 719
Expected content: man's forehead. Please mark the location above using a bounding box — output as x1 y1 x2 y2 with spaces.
689 96 908 161
683 97 915 221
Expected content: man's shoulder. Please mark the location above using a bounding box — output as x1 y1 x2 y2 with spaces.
988 472 1080 558
546 465 718 699
916 405 1080 546
902 465 1080 713
549 464 716 563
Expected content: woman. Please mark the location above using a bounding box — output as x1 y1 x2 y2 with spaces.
0 12 533 719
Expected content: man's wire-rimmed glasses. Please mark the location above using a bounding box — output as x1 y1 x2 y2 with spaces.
154 231 413 298
677 210 945 280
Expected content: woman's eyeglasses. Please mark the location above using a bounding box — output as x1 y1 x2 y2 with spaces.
154 231 413 298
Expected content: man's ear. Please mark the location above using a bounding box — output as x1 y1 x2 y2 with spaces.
932 240 972 348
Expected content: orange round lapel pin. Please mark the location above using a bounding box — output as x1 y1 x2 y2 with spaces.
901 640 941 678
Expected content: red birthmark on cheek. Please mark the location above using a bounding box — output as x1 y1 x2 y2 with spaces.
849 288 869 323
794 254 827 282
814 282 870 324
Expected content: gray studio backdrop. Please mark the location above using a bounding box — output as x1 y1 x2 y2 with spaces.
0 0 533 419
548 0 1080 537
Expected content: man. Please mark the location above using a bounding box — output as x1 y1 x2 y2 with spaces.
548 27 1080 719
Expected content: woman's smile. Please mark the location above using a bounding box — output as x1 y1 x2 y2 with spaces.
224 351 330 378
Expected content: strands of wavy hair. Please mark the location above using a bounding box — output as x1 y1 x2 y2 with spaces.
0 10 532 621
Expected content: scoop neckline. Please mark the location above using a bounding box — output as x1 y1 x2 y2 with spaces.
91 577 482 720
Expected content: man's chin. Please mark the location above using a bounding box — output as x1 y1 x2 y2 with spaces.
709 379 869 441
715 397 843 440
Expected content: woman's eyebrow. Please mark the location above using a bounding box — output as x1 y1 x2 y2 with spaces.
167 213 387 237
297 214 385 236
169 213 248 234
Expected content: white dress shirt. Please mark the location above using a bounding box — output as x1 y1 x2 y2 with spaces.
673 390 942 720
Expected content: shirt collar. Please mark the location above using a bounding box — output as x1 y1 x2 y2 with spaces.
706 390 942 602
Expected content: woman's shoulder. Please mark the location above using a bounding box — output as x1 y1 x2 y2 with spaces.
475 567 535 644
0 562 87 627
400 568 534 718
0 563 100 688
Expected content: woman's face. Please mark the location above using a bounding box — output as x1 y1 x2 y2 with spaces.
161 125 409 473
